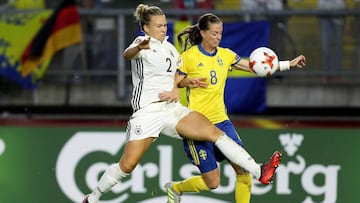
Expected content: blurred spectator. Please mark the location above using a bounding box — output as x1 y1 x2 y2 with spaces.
79 0 95 71
351 0 360 69
241 0 289 59
0 2 8 11
317 0 346 72
78 0 118 82
173 0 213 20
173 0 213 9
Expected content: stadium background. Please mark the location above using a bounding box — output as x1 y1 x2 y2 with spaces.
1 0 360 203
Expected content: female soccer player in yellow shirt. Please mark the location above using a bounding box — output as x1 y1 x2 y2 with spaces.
165 13 306 203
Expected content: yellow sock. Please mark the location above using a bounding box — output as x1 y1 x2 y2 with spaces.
235 173 252 203
172 176 210 194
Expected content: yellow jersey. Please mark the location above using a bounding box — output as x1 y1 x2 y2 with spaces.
178 44 241 124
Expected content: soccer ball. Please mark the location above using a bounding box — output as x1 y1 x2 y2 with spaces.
249 47 279 77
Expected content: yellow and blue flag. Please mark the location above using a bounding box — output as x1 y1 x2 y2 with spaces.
0 0 81 89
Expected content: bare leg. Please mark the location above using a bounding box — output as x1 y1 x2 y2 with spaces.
173 169 219 194
176 111 222 142
201 169 220 189
119 137 155 173
87 137 155 203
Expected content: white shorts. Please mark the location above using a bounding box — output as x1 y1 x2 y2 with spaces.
126 101 192 141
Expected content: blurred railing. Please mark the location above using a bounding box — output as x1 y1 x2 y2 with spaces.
1 8 360 108
75 8 360 86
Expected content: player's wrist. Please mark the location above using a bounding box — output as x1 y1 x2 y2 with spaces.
279 60 290 71
136 45 142 51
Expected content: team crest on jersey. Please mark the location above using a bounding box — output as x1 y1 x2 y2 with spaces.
199 149 207 160
217 57 223 66
134 125 142 135
134 37 142 44
198 62 204 67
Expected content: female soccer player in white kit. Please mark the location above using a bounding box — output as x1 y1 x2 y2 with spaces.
82 4 281 203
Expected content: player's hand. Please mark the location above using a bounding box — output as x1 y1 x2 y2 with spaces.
290 55 306 68
137 36 151 50
159 88 180 103
187 77 208 88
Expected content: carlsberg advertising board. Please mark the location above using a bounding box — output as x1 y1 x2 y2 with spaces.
0 126 358 203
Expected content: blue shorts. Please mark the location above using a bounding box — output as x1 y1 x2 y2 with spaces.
182 120 244 173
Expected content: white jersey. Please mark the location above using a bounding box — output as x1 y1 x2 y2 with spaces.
129 36 180 111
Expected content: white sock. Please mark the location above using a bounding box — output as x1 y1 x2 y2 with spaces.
88 163 129 203
215 134 261 178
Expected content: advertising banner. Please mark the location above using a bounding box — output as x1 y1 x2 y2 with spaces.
0 125 358 203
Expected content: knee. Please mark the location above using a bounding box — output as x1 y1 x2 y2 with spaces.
234 165 249 175
209 126 224 141
119 161 136 174
236 169 250 175
204 177 220 190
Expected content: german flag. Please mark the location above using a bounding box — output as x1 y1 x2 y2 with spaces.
21 0 82 77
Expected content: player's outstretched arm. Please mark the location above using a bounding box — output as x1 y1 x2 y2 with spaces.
123 36 150 60
232 58 252 72
277 54 306 72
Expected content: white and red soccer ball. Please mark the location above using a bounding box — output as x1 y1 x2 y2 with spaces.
249 47 279 77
